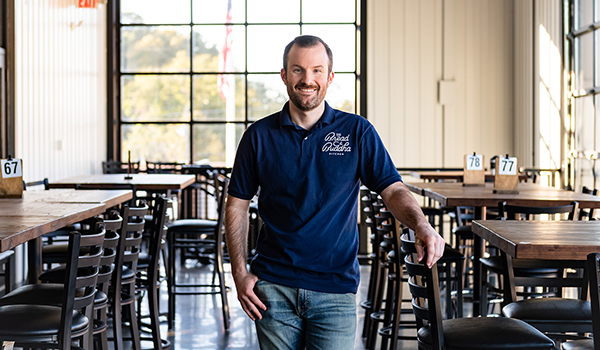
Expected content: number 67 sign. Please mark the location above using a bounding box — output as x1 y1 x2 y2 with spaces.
0 158 23 198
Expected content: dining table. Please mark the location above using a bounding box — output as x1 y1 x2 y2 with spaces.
471 220 600 305
0 189 133 283
409 170 530 182
48 173 197 219
404 181 600 316
47 173 196 191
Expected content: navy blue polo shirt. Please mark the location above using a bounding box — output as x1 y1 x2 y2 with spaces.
228 101 402 294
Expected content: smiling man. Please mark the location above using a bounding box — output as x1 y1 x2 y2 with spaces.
225 35 445 350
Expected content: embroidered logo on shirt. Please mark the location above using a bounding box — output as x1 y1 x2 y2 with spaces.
322 132 352 155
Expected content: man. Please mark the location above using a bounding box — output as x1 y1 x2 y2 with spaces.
225 35 445 349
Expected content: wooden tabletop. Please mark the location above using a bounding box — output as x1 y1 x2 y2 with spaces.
23 189 132 209
48 173 197 191
405 181 600 208
409 170 529 182
0 189 133 252
472 220 600 260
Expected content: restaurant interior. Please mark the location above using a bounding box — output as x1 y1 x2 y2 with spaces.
0 0 599 349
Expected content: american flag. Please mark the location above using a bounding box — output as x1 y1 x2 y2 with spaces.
218 0 233 101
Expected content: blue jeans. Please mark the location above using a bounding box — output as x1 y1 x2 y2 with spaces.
253 279 357 350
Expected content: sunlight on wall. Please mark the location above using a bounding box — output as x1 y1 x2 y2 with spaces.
537 23 562 172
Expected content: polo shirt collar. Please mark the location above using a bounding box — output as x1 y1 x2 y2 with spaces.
279 101 336 130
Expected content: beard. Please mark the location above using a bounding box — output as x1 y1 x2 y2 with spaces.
287 83 327 112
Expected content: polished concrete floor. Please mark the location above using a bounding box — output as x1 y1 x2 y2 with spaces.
125 262 423 350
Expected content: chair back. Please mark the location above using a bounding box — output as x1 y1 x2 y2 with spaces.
580 187 598 220
400 230 445 350
23 178 49 190
112 204 148 289
146 161 184 174
146 195 169 288
498 201 579 221
96 212 122 293
102 160 140 174
587 252 600 350
59 227 105 345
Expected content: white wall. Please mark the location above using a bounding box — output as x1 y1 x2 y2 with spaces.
14 0 107 184
368 0 564 172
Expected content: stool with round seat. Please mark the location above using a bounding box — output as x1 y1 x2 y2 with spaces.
166 174 230 330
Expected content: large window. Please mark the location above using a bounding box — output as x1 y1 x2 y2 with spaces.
566 0 600 189
112 0 363 167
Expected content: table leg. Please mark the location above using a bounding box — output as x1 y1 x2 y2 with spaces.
472 206 486 317
27 237 42 284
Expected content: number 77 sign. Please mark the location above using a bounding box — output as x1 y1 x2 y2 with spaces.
494 155 519 194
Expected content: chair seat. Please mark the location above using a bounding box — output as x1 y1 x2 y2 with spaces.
440 244 465 262
480 256 559 276
561 339 593 350
0 283 86 306
122 266 135 280
167 219 217 232
95 290 108 305
452 225 473 238
417 317 555 349
503 297 591 323
0 304 88 338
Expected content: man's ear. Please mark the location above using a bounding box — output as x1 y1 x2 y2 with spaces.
328 71 334 86
281 68 287 85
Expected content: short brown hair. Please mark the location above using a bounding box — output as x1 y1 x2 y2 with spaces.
283 35 333 74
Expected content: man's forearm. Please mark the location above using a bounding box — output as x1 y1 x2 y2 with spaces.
225 197 251 279
380 181 431 231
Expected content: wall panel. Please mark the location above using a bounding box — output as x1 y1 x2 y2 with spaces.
369 0 515 168
14 0 106 184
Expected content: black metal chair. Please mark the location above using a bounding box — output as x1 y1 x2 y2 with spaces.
103 160 141 174
560 252 600 350
480 201 579 315
110 204 148 350
136 195 171 349
400 230 556 350
0 229 104 349
166 175 230 330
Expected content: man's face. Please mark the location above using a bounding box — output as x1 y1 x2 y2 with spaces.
281 43 334 112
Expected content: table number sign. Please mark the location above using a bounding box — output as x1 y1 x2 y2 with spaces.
0 157 23 198
463 153 485 186
494 155 519 194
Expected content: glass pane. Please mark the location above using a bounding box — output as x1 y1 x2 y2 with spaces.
121 26 190 72
302 0 355 23
193 0 245 24
247 74 288 121
193 74 246 121
193 123 245 166
302 24 356 72
121 0 191 24
247 25 300 72
247 0 300 23
121 75 191 122
327 73 355 113
193 25 245 72
122 124 190 163
575 33 594 92
574 95 595 188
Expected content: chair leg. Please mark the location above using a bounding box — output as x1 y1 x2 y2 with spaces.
125 299 142 350
148 283 164 350
112 295 124 350
167 232 176 330
216 248 230 330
